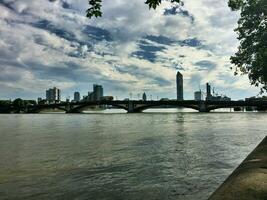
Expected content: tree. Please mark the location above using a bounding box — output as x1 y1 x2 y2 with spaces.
86 0 181 18
228 0 267 93
13 98 24 113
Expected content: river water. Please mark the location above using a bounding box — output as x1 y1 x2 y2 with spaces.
0 110 266 200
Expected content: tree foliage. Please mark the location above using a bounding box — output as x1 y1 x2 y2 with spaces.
228 0 267 92
86 0 181 18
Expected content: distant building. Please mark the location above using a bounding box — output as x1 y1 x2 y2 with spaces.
93 84 103 101
211 95 231 101
206 83 212 100
194 91 202 101
176 72 183 100
142 92 147 101
83 84 104 102
46 87 61 102
206 82 231 101
74 92 80 102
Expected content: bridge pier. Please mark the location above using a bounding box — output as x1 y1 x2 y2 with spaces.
199 101 210 112
65 103 82 113
127 101 141 113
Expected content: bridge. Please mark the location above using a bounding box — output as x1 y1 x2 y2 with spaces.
25 100 267 113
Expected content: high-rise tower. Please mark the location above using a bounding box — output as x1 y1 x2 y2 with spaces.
46 87 61 102
176 72 183 100
93 84 104 101
74 92 80 102
206 83 212 100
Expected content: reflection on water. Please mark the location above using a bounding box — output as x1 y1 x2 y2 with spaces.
0 112 266 200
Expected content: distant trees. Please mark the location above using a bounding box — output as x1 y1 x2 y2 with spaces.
228 0 267 93
12 98 24 113
10 99 36 113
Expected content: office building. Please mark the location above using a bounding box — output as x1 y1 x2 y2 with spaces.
46 87 61 102
83 84 104 102
74 92 80 102
93 84 103 101
176 71 183 100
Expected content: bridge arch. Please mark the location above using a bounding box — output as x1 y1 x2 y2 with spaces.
68 103 128 113
207 105 241 111
133 104 199 112
28 105 68 113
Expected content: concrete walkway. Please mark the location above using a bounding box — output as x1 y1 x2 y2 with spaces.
208 136 267 200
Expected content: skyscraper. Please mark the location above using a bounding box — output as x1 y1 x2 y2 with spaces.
74 92 80 102
46 87 61 102
142 92 147 101
206 83 212 100
176 71 183 100
93 84 103 101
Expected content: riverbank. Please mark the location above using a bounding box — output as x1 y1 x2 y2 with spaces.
208 136 267 200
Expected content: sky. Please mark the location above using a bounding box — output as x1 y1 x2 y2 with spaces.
0 0 260 100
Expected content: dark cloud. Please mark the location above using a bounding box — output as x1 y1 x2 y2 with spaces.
0 1 25 14
180 38 202 47
144 35 175 45
32 20 113 45
132 35 203 63
164 6 195 22
195 60 217 71
30 19 114 58
144 35 202 48
61 1 71 9
32 19 78 42
22 60 97 82
82 25 113 42
153 77 172 86
0 2 14 11
132 44 166 62
114 65 147 78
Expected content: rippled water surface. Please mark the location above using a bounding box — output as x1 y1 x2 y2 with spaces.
0 111 266 200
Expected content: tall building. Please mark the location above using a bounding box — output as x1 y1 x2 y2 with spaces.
142 92 147 101
206 83 212 100
46 87 61 102
194 90 202 101
93 84 103 101
176 71 183 100
74 92 80 102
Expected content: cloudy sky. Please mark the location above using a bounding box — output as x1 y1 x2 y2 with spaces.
0 0 259 100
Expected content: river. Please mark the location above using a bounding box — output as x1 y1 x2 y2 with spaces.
0 110 266 200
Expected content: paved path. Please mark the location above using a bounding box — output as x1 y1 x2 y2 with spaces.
208 136 267 200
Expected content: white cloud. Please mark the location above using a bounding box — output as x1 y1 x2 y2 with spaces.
0 0 259 100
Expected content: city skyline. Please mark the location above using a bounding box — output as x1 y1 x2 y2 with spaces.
0 0 263 101
0 77 249 102
38 76 232 103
